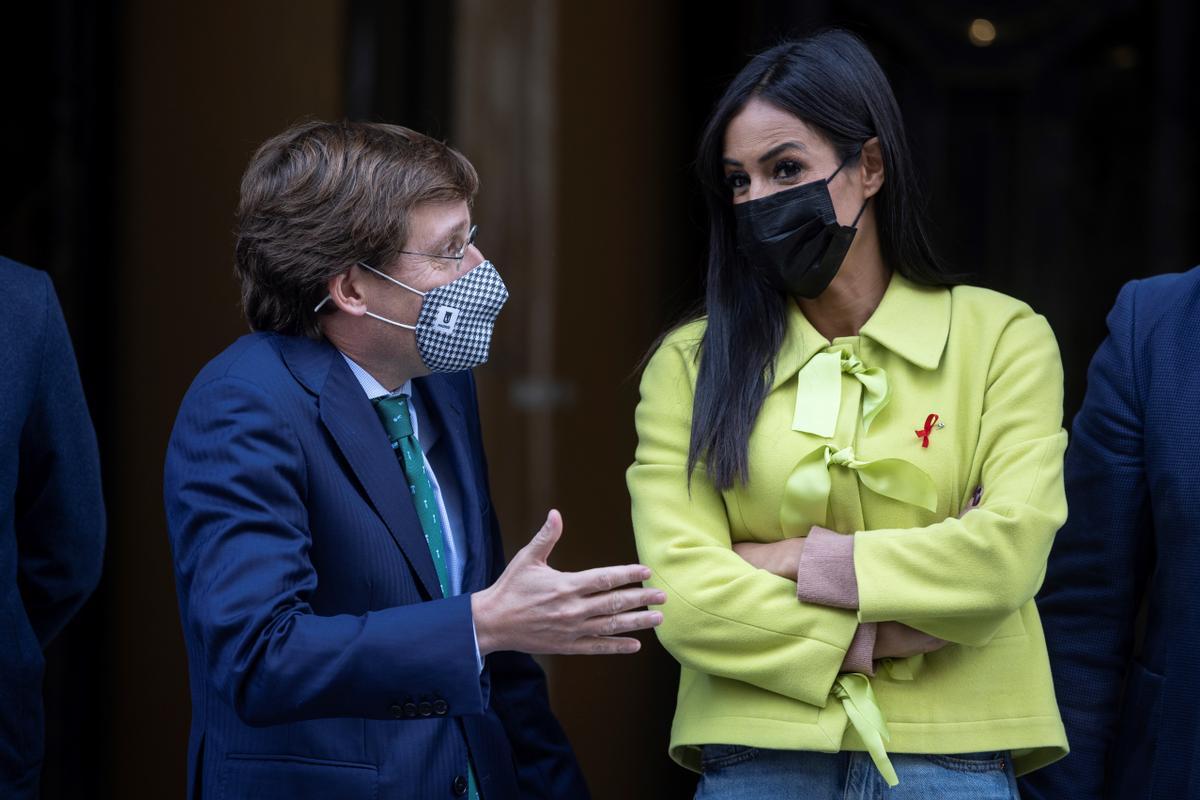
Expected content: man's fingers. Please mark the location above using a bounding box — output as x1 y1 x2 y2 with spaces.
573 563 653 593
569 636 643 655
521 509 563 563
583 610 663 637
582 587 666 618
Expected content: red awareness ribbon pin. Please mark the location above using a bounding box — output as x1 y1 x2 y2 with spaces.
915 413 939 448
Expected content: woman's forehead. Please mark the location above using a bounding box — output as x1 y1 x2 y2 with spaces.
723 99 828 161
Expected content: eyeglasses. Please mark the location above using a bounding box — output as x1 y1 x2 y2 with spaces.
396 224 478 262
313 225 480 315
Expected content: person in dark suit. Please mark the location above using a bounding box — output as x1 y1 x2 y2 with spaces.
0 256 106 799
1021 265 1200 800
163 120 665 800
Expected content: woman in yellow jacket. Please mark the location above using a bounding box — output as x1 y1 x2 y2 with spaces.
628 30 1068 798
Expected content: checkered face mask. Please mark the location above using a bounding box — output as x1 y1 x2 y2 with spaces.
343 260 509 373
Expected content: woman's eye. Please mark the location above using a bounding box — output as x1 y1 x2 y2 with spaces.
725 172 749 191
774 160 803 180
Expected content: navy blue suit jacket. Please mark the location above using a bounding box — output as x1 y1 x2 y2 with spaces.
0 257 105 798
163 332 588 800
1022 267 1200 799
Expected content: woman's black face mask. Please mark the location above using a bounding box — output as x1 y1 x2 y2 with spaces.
733 149 868 299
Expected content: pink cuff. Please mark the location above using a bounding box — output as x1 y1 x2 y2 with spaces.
796 526 859 609
840 622 877 675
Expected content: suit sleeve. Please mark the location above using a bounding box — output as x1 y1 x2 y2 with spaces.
15 272 106 647
628 339 860 708
851 309 1069 646
164 374 485 726
1020 281 1153 800
462 372 590 799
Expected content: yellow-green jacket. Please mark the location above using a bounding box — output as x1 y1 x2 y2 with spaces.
627 273 1069 776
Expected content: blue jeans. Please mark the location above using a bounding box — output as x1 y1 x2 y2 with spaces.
694 745 1021 799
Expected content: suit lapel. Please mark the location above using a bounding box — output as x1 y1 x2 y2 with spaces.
279 336 442 599
412 375 490 593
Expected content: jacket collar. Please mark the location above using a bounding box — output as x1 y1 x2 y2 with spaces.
771 271 951 390
279 335 444 599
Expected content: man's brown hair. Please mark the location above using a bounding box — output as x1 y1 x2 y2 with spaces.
234 120 479 338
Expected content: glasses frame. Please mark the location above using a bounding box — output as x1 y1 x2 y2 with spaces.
395 223 478 262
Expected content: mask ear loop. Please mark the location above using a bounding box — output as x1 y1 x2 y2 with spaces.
358 261 428 296
312 261 427 326
823 145 865 185
850 197 869 228
312 260 428 313
824 144 870 229
362 311 417 330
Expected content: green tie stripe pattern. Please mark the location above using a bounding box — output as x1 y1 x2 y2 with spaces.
371 394 451 598
370 394 480 800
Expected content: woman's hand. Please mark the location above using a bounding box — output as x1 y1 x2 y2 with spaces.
874 621 947 659
732 538 806 580
872 488 982 660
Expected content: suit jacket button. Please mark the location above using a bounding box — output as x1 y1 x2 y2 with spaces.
418 701 433 717
433 699 448 716
452 775 468 796
403 702 418 718
389 704 404 719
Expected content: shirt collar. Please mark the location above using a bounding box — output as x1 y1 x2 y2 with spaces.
339 353 411 401
771 271 951 390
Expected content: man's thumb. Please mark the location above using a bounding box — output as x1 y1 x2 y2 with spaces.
525 509 563 562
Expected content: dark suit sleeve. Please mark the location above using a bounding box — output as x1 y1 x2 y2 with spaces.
164 374 486 726
462 372 590 799
15 271 106 647
1020 281 1155 799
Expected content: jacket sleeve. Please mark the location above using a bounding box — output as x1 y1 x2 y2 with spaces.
1019 281 1152 800
164 374 484 726
462 372 590 799
15 271 106 647
852 309 1069 646
628 338 860 708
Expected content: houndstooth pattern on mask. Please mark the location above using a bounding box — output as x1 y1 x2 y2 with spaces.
414 261 509 373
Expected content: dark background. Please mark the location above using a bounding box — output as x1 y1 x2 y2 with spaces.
2 1 1196 797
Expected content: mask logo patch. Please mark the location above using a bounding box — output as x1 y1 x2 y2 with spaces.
433 305 461 334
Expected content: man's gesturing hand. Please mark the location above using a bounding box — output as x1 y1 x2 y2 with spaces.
471 510 665 657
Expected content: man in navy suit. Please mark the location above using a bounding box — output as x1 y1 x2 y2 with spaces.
1021 266 1200 799
163 120 665 800
0 256 106 799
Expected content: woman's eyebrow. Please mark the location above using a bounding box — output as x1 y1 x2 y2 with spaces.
758 141 805 163
723 140 807 168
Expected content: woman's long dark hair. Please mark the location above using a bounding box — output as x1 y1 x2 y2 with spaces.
688 29 954 490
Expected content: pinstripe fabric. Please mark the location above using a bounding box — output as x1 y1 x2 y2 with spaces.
163 333 588 799
1022 266 1200 800
0 257 105 800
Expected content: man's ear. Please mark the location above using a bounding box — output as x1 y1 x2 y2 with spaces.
325 266 369 316
859 136 884 199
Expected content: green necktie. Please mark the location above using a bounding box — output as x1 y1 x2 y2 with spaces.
372 394 452 597
370 394 480 800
